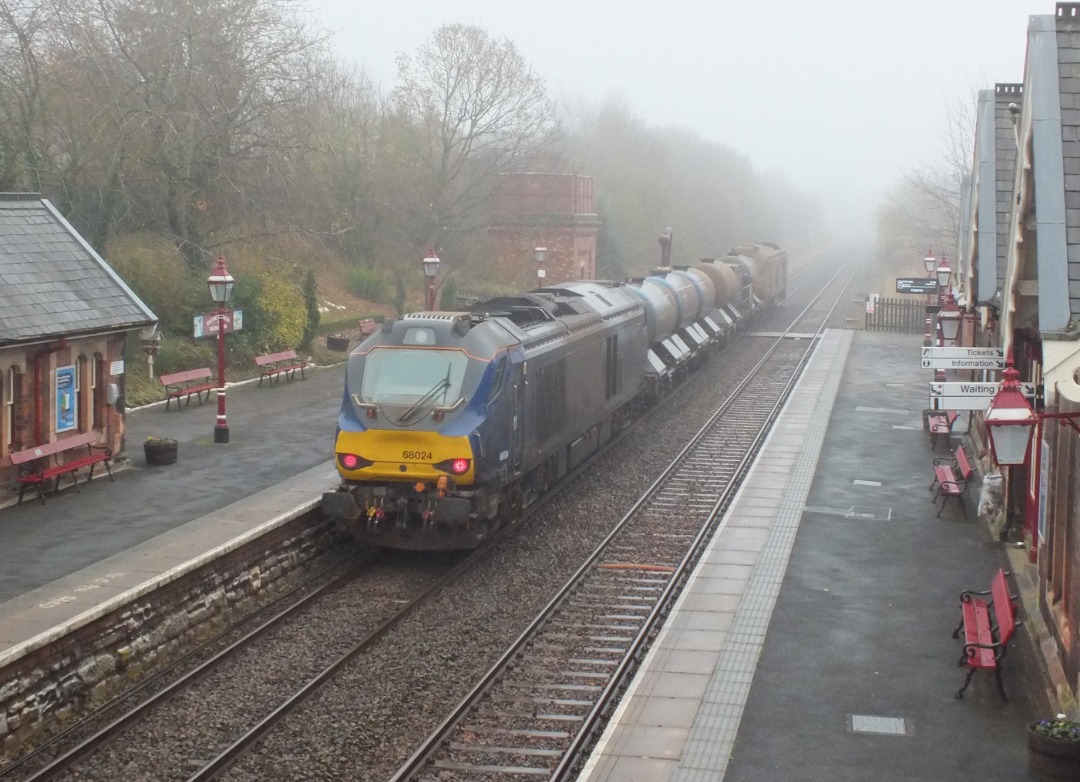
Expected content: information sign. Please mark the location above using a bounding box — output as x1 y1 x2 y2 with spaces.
194 309 243 338
920 346 1004 370
928 380 1037 410
896 277 939 295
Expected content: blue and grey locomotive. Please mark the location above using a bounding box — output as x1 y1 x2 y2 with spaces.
321 245 786 550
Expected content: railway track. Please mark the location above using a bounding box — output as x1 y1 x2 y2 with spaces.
4 257 858 782
386 261 859 781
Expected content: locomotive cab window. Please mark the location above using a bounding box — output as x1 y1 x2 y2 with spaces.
486 358 506 405
358 347 468 406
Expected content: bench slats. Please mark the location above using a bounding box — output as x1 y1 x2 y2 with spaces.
255 349 306 386
10 432 113 504
954 569 1018 700
160 367 215 411
930 444 974 518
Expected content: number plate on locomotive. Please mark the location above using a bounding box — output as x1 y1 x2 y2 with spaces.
402 450 432 460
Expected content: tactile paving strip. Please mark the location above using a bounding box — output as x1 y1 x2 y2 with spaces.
671 330 852 781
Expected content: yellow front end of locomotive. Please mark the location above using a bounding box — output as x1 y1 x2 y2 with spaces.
333 429 476 484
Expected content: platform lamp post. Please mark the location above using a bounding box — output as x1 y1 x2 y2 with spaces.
985 354 1080 551
938 292 962 347
207 256 234 444
935 256 953 304
534 246 547 288
422 247 440 311
923 251 936 344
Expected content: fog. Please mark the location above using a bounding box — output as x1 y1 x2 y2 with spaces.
306 0 1033 240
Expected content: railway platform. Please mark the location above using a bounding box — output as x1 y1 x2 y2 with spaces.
579 329 1052 782
0 331 1062 780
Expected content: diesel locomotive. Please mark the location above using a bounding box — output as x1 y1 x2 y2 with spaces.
321 243 787 550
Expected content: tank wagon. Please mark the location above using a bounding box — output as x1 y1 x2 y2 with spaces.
322 244 787 550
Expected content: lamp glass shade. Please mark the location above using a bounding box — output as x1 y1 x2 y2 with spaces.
207 258 234 303
985 416 1036 465
923 255 936 274
939 312 961 343
534 246 547 265
936 264 952 288
422 248 440 278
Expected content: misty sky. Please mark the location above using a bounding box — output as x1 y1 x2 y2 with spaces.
304 0 1036 237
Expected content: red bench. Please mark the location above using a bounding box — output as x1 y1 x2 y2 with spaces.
929 444 974 518
952 568 1019 700
255 349 306 386
10 431 114 504
927 409 959 450
160 368 215 411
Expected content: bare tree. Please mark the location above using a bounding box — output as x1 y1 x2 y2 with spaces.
877 96 976 266
393 23 560 251
43 0 330 270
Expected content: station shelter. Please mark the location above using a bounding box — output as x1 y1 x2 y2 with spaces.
0 193 157 491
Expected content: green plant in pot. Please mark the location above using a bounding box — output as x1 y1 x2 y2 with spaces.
1028 716 1080 779
143 435 178 466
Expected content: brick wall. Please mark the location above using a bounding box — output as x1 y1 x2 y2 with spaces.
489 173 601 288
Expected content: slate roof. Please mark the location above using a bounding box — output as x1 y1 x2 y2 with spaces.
0 194 156 344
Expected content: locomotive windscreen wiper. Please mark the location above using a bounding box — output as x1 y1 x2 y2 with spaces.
396 364 452 425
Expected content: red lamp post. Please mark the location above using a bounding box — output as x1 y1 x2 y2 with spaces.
923 251 936 343
422 247 440 311
985 354 1080 553
938 291 962 347
935 256 953 303
207 256 234 444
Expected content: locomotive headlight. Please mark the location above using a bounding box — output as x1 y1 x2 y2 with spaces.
434 457 471 475
338 453 374 470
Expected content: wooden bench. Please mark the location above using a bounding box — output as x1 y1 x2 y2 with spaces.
952 568 1020 700
10 431 113 505
927 409 959 450
160 368 215 411
255 349 307 386
929 444 974 518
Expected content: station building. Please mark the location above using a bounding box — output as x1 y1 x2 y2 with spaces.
0 193 157 489
958 2 1080 710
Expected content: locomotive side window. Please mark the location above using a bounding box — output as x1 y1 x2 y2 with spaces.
358 347 468 405
486 358 506 405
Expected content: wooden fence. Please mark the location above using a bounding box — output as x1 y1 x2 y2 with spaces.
864 297 927 334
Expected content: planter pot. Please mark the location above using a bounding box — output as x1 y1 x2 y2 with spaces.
1028 722 1080 780
144 440 178 466
326 334 350 352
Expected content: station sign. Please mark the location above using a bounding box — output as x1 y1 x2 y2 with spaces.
896 277 939 295
921 346 1004 370
929 381 1037 410
194 309 243 338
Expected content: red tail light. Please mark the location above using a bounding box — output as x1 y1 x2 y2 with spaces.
339 453 373 470
434 458 471 475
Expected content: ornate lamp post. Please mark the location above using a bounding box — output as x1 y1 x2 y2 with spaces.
534 246 547 288
207 256 234 444
935 256 953 303
923 252 936 276
422 247 440 311
938 292 962 347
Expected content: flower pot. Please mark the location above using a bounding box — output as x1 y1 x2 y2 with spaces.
326 334 350 352
144 440 178 466
1028 721 1080 779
